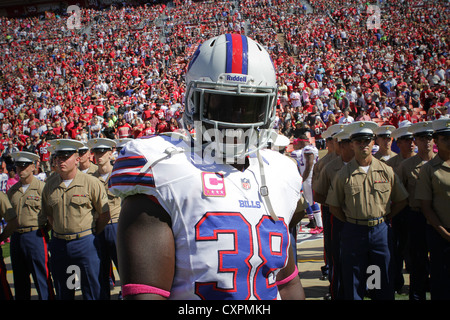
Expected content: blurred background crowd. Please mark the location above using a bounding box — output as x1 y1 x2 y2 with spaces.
0 0 449 182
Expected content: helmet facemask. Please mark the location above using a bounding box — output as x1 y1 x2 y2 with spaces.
185 79 277 163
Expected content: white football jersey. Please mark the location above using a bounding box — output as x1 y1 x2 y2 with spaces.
0 173 8 193
109 136 302 300
290 145 319 182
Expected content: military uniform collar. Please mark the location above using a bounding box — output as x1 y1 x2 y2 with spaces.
429 154 449 168
349 156 384 175
94 170 111 182
12 176 39 193
57 170 85 188
330 156 345 169
26 176 40 190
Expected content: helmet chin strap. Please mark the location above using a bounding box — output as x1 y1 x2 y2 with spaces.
256 148 279 221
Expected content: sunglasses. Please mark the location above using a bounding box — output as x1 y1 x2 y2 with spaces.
352 137 374 143
15 161 33 167
92 148 112 153
55 151 76 160
78 149 89 155
414 135 433 141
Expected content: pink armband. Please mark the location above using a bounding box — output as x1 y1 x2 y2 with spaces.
276 265 299 286
122 284 170 298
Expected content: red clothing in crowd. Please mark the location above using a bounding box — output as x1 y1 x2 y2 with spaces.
37 141 51 162
156 120 170 133
118 123 133 138
142 126 155 136
95 104 106 117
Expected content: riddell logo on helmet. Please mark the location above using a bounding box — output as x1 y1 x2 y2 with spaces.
226 75 247 83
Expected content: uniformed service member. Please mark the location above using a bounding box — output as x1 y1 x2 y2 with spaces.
0 192 18 300
42 139 110 300
374 125 397 162
386 124 416 295
326 121 408 300
398 121 435 300
386 124 416 173
312 125 341 186
7 151 54 300
314 129 354 300
416 117 450 300
311 124 344 283
88 138 121 299
113 138 133 163
78 142 98 175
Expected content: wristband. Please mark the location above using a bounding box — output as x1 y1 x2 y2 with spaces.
122 284 170 298
276 265 299 286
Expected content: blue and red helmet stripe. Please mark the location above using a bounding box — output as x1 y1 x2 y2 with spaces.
225 34 248 75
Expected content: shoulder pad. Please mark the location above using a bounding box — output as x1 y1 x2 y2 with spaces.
109 136 190 198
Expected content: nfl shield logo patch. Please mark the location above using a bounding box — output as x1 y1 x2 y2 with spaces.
241 178 251 190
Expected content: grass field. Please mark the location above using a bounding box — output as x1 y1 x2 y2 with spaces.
1 241 9 258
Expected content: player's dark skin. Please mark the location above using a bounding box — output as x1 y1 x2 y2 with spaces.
117 194 174 300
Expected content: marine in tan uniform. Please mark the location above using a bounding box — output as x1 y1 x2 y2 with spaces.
78 142 98 175
42 139 110 300
7 151 54 300
374 125 397 162
326 121 408 300
113 138 133 163
416 117 450 300
312 124 345 192
386 124 416 295
386 125 416 174
397 121 435 300
311 124 345 285
0 192 18 300
88 138 121 299
313 129 354 300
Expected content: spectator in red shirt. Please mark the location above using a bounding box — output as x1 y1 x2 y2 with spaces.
37 136 51 175
95 102 106 117
141 120 156 137
117 118 132 138
367 102 380 119
156 118 170 134
398 107 412 123
132 118 145 139
409 109 420 123
65 116 75 132
168 118 179 132
52 121 63 137
142 104 153 121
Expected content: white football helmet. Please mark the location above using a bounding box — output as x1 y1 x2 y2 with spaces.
183 33 278 161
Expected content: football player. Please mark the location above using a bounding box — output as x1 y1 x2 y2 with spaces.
291 135 322 233
110 34 308 300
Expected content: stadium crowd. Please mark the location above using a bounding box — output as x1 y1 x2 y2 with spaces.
0 0 449 299
1 0 449 174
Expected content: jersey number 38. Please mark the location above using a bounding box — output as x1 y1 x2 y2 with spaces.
195 212 290 300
